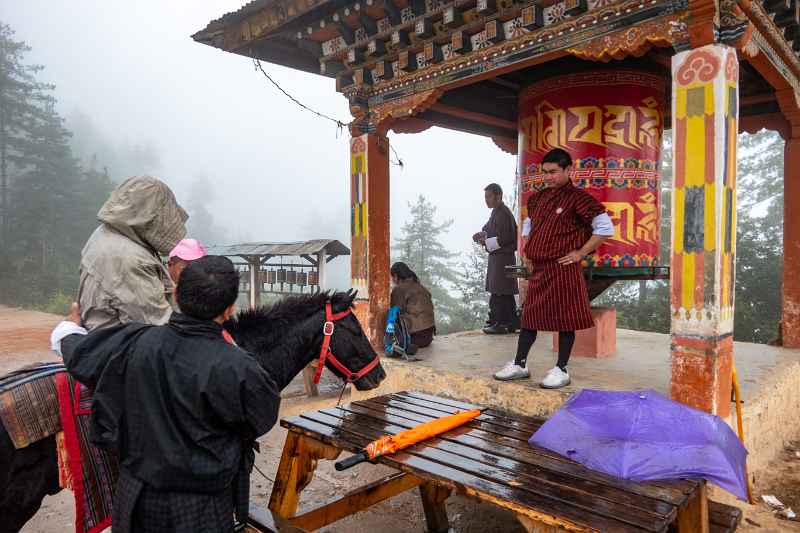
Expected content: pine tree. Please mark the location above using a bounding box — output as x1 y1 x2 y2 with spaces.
392 195 460 329
731 131 783 343
0 23 53 249
5 100 84 303
451 243 490 332
0 23 114 310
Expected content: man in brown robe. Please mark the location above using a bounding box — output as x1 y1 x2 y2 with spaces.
494 149 614 388
473 183 518 334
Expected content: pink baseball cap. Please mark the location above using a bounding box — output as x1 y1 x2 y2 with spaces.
168 239 207 261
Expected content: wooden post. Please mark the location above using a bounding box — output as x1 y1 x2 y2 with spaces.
419 482 451 533
249 258 261 309
516 515 565 533
268 432 341 519
349 133 391 349
289 472 422 531
317 249 328 294
676 481 709 533
784 136 800 347
670 44 738 418
778 90 800 348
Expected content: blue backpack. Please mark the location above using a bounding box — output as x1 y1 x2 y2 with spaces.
384 306 418 359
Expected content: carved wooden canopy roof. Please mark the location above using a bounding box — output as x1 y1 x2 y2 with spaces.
194 0 800 137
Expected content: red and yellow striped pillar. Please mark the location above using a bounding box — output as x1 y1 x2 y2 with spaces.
350 133 391 348
670 44 739 417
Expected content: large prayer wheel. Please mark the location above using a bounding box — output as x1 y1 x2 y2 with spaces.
517 70 665 267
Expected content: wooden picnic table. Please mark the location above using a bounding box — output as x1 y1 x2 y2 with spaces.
261 391 740 533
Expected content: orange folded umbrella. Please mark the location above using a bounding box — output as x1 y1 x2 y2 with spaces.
335 409 481 470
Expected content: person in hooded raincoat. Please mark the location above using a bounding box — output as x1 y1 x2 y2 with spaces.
78 176 188 332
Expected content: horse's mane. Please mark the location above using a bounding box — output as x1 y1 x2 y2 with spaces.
224 290 354 351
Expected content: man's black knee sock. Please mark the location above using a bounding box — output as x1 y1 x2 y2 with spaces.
514 329 537 367
557 331 576 371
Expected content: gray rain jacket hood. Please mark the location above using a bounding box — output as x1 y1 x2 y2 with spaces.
78 176 188 331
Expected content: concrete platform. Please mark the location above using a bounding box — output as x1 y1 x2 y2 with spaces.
353 328 800 480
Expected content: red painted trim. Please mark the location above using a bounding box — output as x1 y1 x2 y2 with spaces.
671 252 683 310
674 117 686 189
56 372 88 533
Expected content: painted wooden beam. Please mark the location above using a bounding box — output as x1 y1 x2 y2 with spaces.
429 102 517 129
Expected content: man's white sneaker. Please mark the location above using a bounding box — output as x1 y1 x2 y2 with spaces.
540 366 570 389
493 361 530 381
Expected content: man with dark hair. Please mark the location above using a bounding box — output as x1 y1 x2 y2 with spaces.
473 182 518 334
494 148 614 388
50 256 281 533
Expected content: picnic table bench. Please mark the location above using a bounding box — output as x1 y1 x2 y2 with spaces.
253 391 741 533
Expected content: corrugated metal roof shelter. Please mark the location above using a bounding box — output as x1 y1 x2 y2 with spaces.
208 239 350 309
206 239 350 259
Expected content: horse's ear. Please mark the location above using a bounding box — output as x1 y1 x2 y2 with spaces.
330 289 358 312
347 289 358 306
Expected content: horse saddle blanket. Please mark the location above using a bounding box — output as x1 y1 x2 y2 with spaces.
56 372 118 533
0 362 64 448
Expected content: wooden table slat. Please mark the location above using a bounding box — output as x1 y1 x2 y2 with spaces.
400 390 482 411
399 391 543 431
285 414 655 532
317 407 675 528
349 399 691 507
390 392 541 434
366 396 535 441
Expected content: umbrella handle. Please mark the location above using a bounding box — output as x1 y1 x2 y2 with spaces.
335 451 370 471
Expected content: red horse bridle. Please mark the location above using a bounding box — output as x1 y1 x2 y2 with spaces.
312 302 380 384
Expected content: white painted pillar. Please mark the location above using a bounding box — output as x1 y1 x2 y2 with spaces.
317 250 328 293
249 259 260 309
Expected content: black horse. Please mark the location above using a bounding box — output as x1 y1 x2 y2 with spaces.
0 291 385 533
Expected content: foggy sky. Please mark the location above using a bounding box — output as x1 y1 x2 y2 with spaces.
3 1 516 289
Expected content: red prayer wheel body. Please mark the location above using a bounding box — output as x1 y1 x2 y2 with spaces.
517 70 665 267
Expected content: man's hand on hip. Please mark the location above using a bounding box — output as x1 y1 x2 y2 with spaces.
557 250 584 266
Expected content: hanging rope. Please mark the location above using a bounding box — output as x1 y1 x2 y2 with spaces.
253 58 346 136
390 144 404 169
252 58 407 167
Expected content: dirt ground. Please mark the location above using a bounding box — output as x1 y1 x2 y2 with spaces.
1 305 798 532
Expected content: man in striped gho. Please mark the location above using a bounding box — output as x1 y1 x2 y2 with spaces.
494 148 614 389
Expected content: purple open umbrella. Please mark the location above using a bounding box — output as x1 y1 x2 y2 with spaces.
529 389 748 500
